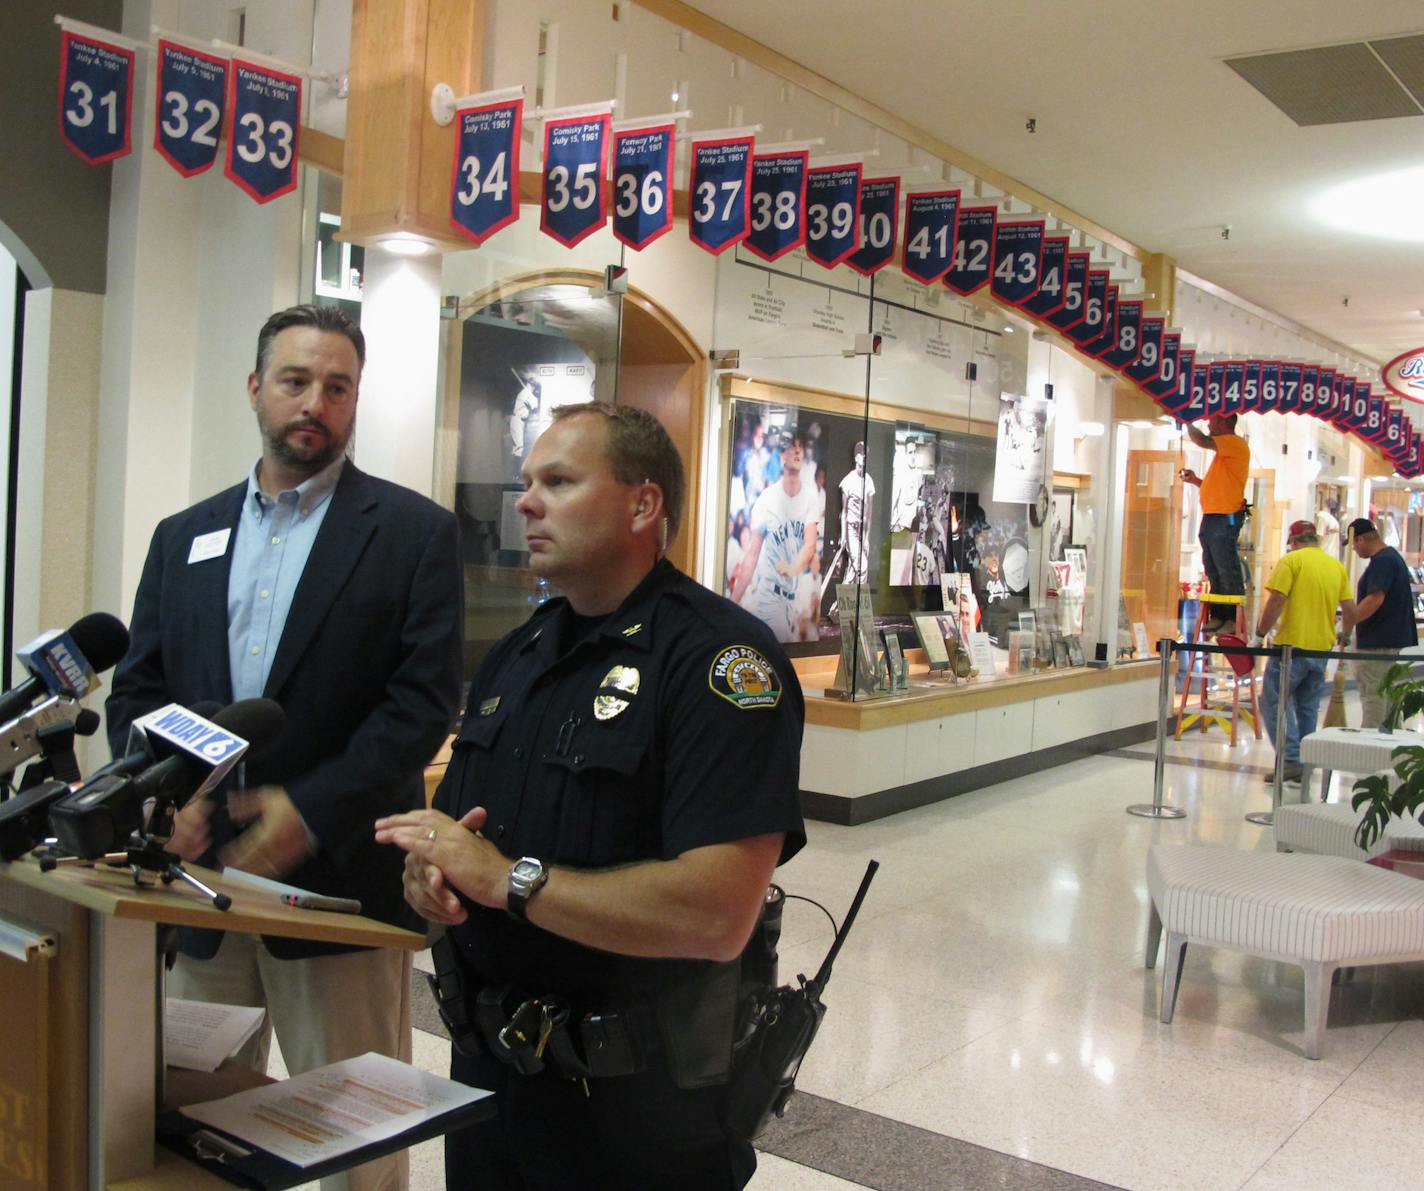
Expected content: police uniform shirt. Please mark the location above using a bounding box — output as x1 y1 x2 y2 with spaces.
438 559 807 1004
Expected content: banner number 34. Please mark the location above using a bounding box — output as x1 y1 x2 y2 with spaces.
456 153 511 205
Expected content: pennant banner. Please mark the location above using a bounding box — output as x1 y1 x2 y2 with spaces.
541 112 611 247
1278 363 1303 415
943 206 996 295
225 58 301 203
1221 361 1245 417
847 177 899 276
990 220 1044 308
688 135 754 254
1265 361 1285 414
1239 361 1262 414
1046 251 1091 332
1099 298 1142 371
1065 269 1108 346
59 30 135 164
1159 348 1197 418
1304 364 1321 415
450 97 522 245
1123 315 1164 386
1203 361 1225 417
1022 235 1069 320
900 190 960 285
1310 364 1332 421
745 150 808 262
1183 363 1208 422
612 123 674 250
154 40 226 177
1145 332 1182 400
805 163 862 269
1084 283 1118 359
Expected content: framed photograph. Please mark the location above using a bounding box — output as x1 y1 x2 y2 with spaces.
1067 635 1085 667
912 613 951 671
883 630 907 689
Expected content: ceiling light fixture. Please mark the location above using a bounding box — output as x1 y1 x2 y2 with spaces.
376 232 436 256
1311 166 1424 243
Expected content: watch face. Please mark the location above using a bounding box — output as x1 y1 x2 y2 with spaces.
512 859 542 882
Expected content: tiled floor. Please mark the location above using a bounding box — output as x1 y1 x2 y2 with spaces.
274 692 1424 1190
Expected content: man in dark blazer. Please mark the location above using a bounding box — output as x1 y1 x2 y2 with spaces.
107 304 463 1191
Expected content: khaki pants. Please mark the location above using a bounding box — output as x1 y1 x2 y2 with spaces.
169 933 412 1191
1354 650 1401 729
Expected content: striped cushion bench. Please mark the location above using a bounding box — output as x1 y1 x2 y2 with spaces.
1273 802 1424 861
1145 843 1424 1058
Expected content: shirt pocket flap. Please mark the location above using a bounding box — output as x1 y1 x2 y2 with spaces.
455 703 508 750
544 735 646 777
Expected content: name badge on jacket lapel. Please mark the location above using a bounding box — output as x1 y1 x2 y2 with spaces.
188 529 231 564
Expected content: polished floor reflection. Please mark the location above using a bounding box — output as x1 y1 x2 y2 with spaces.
275 701 1424 1190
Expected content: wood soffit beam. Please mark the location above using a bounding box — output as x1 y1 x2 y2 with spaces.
632 0 1146 262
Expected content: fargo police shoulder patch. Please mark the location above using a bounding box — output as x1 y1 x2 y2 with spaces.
708 645 782 709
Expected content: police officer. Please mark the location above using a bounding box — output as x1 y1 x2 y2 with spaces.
375 402 806 1190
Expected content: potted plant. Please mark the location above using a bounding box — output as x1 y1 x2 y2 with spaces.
1352 663 1424 848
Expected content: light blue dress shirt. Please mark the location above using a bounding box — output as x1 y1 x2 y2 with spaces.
227 457 344 700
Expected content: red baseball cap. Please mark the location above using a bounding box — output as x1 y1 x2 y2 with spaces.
1287 519 1316 539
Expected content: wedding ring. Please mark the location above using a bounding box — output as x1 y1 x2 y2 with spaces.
426 828 438 842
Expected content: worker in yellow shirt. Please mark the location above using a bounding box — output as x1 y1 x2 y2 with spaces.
1251 520 1355 784
1181 413 1251 633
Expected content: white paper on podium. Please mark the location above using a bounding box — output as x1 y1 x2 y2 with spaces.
181 1051 492 1168
166 999 267 1072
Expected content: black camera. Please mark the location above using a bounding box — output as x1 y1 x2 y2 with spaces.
47 773 143 858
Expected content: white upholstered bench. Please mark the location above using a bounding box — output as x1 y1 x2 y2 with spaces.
1273 801 1424 860
1145 843 1424 1058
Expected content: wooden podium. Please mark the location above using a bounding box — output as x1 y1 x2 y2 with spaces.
0 855 424 1189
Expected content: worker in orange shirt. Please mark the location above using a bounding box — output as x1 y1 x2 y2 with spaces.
1180 413 1250 634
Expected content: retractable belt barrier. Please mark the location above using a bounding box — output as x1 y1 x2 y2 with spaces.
1127 638 1421 825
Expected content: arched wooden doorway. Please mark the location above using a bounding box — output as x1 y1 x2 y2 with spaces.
437 270 707 667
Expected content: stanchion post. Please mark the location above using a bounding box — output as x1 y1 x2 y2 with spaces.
1127 638 1188 820
1247 643 1290 826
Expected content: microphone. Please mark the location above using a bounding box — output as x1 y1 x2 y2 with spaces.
46 698 285 860
87 700 224 786
0 612 130 726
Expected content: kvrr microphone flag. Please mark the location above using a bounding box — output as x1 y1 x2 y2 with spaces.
224 56 302 202
59 27 135 164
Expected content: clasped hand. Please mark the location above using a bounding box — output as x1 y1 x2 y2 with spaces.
374 806 504 925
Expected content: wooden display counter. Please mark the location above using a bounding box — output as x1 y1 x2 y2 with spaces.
791 656 1161 824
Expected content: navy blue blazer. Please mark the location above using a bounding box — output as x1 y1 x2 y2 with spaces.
106 462 464 958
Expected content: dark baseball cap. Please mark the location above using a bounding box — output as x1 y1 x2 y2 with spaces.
1347 517 1378 538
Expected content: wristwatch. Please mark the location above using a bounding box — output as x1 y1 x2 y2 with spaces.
506 856 548 922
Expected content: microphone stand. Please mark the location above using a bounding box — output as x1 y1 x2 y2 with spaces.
37 792 232 911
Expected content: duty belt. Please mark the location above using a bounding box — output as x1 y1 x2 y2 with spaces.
426 937 648 1082
475 984 649 1083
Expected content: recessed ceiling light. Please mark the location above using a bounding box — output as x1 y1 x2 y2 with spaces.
1311 166 1424 243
